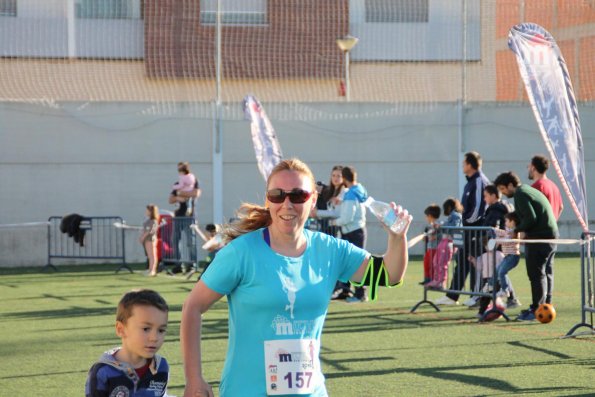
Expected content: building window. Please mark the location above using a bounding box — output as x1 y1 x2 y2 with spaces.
76 0 143 19
365 0 428 23
0 0 16 16
351 0 480 61
200 0 266 26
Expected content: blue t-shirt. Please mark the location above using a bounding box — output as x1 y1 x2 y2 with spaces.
201 228 368 397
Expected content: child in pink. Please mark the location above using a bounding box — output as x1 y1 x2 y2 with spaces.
173 162 196 193
420 204 441 285
426 198 463 289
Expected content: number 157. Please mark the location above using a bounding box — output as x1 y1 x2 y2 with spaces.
283 371 312 389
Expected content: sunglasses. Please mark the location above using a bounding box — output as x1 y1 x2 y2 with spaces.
266 188 313 204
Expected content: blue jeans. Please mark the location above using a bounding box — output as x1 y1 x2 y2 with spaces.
497 254 520 295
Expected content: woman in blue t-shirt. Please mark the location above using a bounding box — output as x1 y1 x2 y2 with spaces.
180 158 411 397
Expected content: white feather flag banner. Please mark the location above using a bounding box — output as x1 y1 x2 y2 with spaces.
508 23 589 232
243 95 283 181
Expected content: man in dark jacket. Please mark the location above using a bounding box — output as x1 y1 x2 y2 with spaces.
494 171 558 322
436 151 490 306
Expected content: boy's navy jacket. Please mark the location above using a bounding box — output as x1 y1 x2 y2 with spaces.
483 201 511 229
85 348 169 397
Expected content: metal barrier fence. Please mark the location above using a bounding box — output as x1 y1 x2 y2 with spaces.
410 225 509 322
158 216 199 273
565 231 595 337
47 215 129 273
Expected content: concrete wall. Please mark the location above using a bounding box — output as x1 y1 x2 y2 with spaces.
1 101 594 267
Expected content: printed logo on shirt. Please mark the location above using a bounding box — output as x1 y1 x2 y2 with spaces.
274 344 315 370
270 315 315 336
109 386 130 397
279 275 298 319
148 380 167 395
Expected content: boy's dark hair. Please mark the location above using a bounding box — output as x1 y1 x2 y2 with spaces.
424 204 441 219
531 155 549 174
205 223 218 233
483 184 500 198
443 197 463 216
464 151 482 170
504 211 520 225
493 171 521 188
116 289 168 324
341 166 356 183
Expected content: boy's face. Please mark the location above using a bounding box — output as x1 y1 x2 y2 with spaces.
483 191 497 206
505 218 515 229
116 305 168 366
425 214 436 224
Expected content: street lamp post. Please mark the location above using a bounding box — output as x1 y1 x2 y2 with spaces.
336 35 359 101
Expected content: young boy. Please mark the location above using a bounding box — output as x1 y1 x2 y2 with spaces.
482 184 511 229
420 204 441 285
85 289 170 397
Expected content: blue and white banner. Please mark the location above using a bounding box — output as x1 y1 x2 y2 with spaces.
243 95 283 181
508 23 589 232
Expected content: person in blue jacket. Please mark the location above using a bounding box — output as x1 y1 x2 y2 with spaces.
85 289 170 397
333 165 370 302
180 158 411 397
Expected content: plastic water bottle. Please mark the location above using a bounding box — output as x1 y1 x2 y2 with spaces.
364 197 411 233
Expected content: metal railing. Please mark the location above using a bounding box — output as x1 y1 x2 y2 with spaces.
158 216 199 272
47 215 129 273
410 225 509 322
565 231 595 337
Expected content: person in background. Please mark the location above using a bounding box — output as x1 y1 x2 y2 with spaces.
426 198 463 290
494 171 558 322
493 211 522 309
468 236 505 318
313 165 348 299
435 151 490 306
169 161 202 218
482 184 511 230
528 154 563 305
180 158 411 397
528 155 563 221
169 162 202 271
333 165 370 303
314 165 346 237
420 204 441 285
140 204 159 277
173 162 197 197
202 223 224 261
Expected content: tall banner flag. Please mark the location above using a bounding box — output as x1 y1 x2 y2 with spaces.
508 23 589 232
243 95 283 181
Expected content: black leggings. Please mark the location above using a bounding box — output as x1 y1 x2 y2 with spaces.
341 228 367 298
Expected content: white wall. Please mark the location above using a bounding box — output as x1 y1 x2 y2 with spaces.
1 101 594 267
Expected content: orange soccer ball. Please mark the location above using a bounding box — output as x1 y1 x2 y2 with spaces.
535 303 557 324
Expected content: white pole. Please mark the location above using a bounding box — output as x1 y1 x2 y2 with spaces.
212 0 224 224
457 0 468 197
66 0 76 58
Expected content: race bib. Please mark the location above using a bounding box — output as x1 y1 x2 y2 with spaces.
264 339 321 395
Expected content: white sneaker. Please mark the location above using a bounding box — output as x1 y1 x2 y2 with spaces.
434 296 459 305
463 296 478 307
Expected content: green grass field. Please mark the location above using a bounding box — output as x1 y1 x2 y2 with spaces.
1 256 594 396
